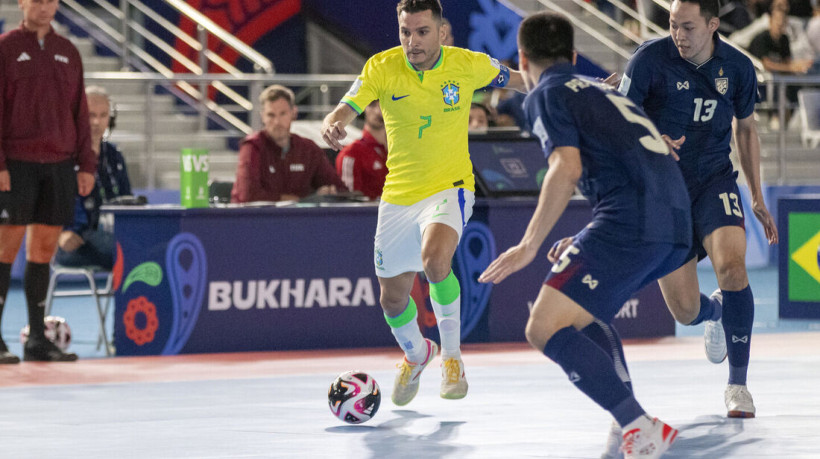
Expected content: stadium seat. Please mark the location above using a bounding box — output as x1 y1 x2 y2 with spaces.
798 89 820 149
44 264 114 356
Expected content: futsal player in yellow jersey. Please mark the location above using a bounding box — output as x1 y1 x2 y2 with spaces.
322 0 525 406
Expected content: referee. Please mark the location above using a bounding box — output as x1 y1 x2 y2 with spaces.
0 0 96 363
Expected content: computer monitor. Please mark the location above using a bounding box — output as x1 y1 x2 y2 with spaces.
470 131 547 198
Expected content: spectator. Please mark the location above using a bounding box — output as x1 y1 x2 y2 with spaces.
749 7 814 126
750 8 813 73
808 3 820 57
731 0 816 60
335 100 388 200
468 102 492 133
55 86 131 270
0 0 96 363
494 91 528 131
231 85 346 203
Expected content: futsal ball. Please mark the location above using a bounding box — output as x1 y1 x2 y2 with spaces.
328 370 381 424
19 316 72 351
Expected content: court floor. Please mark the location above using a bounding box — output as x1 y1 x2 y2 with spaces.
2 267 820 458
1 333 819 458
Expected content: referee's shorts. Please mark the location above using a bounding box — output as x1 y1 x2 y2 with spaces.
0 159 77 227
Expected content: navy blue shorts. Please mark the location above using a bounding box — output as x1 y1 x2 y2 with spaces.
0 160 77 226
688 170 746 261
544 229 690 322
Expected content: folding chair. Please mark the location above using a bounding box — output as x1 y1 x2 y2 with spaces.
44 264 115 356
798 89 820 149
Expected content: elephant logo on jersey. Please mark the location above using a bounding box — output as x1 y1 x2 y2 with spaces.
715 78 728 95
441 82 460 106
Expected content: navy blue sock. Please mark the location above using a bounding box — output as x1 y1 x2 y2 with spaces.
687 292 722 325
581 320 632 393
722 285 754 385
543 326 644 427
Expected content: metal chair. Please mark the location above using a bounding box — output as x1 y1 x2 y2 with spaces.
44 264 115 356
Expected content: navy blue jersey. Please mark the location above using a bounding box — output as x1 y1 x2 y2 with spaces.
619 35 758 190
525 62 691 246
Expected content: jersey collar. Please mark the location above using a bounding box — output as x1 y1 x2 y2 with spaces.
405 46 444 82
539 61 575 83
18 23 55 39
667 33 726 67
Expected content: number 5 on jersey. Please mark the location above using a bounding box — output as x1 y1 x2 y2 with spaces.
606 94 668 154
552 245 580 273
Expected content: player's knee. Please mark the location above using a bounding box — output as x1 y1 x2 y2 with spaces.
662 290 700 324
714 260 748 291
421 256 450 284
524 318 552 351
667 301 698 325
379 291 408 316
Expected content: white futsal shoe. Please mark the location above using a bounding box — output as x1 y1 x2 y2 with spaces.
392 339 438 406
440 356 468 400
725 384 756 418
621 415 678 459
704 289 728 364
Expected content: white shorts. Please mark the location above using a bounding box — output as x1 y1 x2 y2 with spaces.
374 188 475 278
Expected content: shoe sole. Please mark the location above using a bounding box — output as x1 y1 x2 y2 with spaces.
440 390 468 400
23 357 78 362
705 352 727 364
727 410 755 418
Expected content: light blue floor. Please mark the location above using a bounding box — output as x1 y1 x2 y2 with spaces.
1 266 818 360
2 266 820 458
0 343 818 458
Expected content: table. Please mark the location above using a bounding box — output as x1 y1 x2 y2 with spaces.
109 198 674 356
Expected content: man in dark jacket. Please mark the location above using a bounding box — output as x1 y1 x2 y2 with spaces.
231 85 346 203
56 86 131 270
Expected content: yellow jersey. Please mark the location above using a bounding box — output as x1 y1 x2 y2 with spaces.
342 46 508 205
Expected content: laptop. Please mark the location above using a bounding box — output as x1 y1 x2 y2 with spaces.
470 131 547 198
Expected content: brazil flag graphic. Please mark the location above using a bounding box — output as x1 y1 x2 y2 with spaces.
789 213 820 302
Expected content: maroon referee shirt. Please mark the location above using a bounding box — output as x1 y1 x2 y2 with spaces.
0 24 95 173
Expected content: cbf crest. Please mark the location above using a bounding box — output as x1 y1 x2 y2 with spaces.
441 81 460 106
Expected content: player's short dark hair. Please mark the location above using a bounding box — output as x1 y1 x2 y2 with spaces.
518 12 574 65
396 0 443 21
675 0 720 21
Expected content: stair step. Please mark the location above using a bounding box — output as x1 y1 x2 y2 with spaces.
83 56 122 72
114 114 200 134
109 133 233 152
